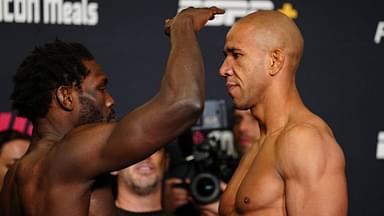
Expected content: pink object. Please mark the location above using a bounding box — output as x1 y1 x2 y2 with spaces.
13 116 28 133
27 124 33 136
0 112 12 132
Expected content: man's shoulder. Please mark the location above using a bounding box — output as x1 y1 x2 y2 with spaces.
275 117 345 177
279 112 336 147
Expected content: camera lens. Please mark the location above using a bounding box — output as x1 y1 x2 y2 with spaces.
190 173 220 204
196 177 215 196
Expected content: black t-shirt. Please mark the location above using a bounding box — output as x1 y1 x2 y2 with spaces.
116 207 175 216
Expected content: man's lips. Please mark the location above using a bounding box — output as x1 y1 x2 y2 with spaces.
134 163 154 175
238 138 251 145
226 82 238 94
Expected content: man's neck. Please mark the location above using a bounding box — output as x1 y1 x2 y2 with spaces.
251 85 305 136
28 114 74 152
35 112 75 139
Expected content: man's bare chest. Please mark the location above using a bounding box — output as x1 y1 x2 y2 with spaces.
234 138 285 213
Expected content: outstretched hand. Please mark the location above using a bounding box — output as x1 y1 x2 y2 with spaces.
164 7 225 35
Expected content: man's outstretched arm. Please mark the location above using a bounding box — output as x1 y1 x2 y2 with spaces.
54 7 225 179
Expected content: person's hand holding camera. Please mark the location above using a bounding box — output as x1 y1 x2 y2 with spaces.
163 178 191 211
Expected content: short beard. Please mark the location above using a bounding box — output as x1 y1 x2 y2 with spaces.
123 168 163 196
77 95 105 126
130 180 159 196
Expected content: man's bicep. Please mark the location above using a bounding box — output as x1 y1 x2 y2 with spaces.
101 98 200 170
285 172 347 216
52 98 199 180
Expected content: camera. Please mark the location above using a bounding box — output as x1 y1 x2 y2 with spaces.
173 100 239 204
187 134 238 204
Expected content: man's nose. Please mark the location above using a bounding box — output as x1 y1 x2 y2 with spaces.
106 93 114 108
239 121 248 133
219 59 234 77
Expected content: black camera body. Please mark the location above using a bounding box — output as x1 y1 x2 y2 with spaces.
176 134 238 204
173 99 238 204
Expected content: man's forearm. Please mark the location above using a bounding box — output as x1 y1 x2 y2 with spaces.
159 15 205 112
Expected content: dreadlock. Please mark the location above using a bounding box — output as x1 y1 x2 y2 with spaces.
10 39 94 121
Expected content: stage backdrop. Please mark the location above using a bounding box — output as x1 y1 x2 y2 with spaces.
0 0 383 215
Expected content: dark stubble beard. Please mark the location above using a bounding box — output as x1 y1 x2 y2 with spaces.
130 179 159 196
76 95 115 127
127 172 161 196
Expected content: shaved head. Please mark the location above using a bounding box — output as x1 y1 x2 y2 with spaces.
228 10 304 70
220 10 305 110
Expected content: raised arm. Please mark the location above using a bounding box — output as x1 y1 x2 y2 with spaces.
53 7 225 179
277 125 348 216
104 7 225 168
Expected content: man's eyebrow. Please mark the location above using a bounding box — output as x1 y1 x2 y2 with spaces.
224 47 242 53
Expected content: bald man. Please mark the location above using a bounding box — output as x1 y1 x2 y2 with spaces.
219 11 348 216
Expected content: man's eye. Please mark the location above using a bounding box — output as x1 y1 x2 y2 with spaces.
233 53 241 59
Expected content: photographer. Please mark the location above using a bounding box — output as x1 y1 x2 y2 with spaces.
162 108 261 215
163 129 236 215
163 177 226 216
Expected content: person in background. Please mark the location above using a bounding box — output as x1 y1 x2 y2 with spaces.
163 108 261 216
232 109 261 156
113 148 173 216
0 130 30 189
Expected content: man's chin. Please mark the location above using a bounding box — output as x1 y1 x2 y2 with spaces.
107 111 117 122
233 101 250 110
107 117 117 123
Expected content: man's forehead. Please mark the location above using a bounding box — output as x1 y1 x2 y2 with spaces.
224 36 244 52
82 60 108 80
225 25 255 48
83 59 104 72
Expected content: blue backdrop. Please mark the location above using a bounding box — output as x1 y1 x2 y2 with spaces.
0 0 383 215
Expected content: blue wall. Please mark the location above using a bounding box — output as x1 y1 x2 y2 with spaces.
0 0 383 215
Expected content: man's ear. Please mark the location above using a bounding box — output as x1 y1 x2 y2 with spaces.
56 86 74 111
268 49 285 77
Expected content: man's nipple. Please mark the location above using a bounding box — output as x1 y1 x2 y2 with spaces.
244 196 250 204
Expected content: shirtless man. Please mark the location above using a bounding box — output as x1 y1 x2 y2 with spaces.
0 7 224 216
219 11 348 216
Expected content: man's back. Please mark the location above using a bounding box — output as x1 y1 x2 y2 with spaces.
220 110 347 216
0 138 116 216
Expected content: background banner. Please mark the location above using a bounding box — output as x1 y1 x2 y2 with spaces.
0 0 383 215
